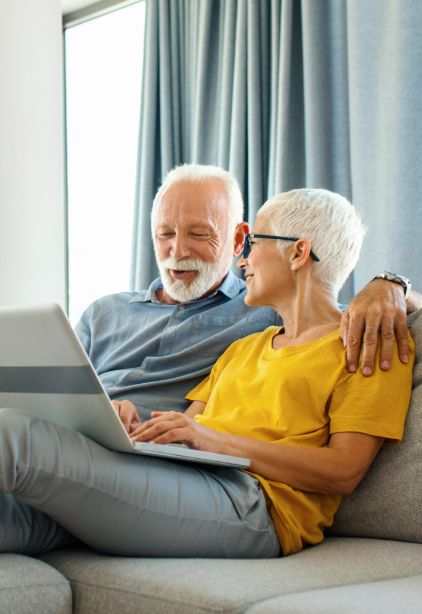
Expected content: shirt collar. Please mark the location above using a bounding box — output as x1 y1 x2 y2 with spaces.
216 270 245 298
129 270 244 304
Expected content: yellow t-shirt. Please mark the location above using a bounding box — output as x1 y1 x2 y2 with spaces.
186 326 415 555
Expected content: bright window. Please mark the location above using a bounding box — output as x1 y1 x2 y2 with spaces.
65 1 145 324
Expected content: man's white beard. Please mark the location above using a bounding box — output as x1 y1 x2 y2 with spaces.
156 246 233 303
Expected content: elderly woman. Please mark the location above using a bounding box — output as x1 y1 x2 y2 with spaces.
131 188 414 556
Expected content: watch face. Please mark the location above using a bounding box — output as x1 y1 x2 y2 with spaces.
396 275 409 286
384 272 409 285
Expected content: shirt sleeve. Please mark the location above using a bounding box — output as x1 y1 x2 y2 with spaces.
74 305 92 354
329 334 415 444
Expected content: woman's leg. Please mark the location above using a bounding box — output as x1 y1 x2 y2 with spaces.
0 409 280 558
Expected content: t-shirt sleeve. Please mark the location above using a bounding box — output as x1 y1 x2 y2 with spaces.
329 334 415 444
185 349 231 404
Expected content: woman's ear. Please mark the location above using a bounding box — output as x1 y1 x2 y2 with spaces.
290 239 312 270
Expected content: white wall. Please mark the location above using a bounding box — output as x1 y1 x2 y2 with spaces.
0 0 66 308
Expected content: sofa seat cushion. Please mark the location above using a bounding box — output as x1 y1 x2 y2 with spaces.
40 538 422 614
245 574 422 613
0 554 71 614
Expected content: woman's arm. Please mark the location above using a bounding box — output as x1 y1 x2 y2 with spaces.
183 401 206 419
225 431 384 495
131 411 383 496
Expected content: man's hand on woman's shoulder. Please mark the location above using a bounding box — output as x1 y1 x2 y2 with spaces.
340 278 410 376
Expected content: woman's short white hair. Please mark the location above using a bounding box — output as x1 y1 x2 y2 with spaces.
151 164 244 237
257 188 366 293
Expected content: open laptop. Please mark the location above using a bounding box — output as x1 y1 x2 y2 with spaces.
0 303 250 469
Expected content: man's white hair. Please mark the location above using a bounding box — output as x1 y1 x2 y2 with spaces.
257 188 366 293
150 164 244 237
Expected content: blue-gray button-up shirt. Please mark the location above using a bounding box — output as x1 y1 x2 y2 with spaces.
76 272 281 421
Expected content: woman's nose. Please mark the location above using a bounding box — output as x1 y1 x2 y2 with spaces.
237 255 247 269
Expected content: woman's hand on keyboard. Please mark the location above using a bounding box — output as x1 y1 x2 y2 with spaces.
130 410 227 454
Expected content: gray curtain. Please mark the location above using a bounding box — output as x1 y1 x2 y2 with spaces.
131 0 422 302
347 1 422 292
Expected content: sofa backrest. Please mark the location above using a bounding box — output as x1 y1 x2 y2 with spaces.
329 308 422 542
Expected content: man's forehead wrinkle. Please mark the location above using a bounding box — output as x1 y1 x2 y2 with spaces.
159 195 226 214
155 187 229 232
160 179 227 206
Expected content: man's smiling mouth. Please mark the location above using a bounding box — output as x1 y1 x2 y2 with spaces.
169 269 197 280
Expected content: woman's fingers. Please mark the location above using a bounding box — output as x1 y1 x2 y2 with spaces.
131 412 189 442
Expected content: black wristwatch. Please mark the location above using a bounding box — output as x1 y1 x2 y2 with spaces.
372 272 411 300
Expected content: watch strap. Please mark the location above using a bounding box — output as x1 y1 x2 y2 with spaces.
372 271 411 299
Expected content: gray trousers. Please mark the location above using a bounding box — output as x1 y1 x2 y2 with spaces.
0 408 280 558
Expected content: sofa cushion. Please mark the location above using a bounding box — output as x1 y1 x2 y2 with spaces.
245 574 422 613
40 538 422 614
0 554 71 614
329 309 422 542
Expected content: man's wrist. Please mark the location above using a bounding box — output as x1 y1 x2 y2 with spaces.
372 272 411 300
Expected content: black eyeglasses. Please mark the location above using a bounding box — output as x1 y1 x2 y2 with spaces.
243 233 320 262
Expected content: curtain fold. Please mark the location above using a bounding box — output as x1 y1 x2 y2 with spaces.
132 0 421 301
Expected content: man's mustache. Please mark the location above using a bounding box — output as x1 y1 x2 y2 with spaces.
159 258 209 272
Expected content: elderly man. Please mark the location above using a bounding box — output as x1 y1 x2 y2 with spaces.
76 164 419 426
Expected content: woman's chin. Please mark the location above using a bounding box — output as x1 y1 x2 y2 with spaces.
245 291 273 309
244 293 259 306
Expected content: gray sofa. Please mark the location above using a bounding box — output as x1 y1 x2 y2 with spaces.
2 310 422 614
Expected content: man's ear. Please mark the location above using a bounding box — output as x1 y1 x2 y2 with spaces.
233 222 249 257
290 239 312 270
